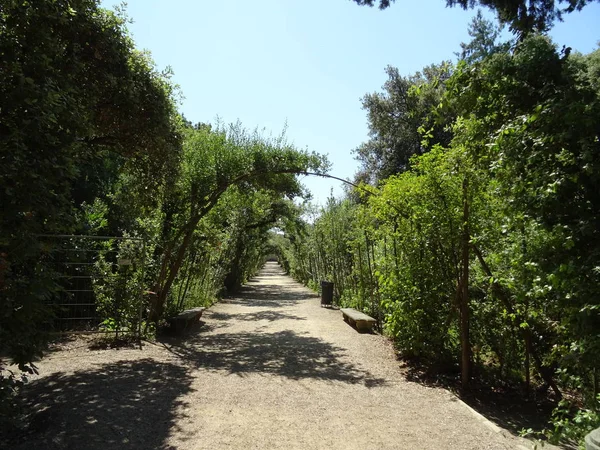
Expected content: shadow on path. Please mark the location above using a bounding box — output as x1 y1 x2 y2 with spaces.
459 387 556 438
161 330 386 388
163 263 387 387
223 284 317 307
6 359 194 450
208 310 307 322
402 358 556 438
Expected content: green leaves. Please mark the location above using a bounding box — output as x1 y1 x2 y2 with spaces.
1 0 182 383
286 31 598 446
351 0 599 35
150 120 328 319
179 122 328 213
354 62 454 182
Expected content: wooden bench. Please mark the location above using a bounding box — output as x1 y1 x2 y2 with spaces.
168 307 206 333
340 308 376 333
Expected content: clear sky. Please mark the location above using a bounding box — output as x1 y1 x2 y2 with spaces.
102 0 599 205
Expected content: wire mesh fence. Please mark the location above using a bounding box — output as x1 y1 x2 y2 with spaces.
38 235 146 337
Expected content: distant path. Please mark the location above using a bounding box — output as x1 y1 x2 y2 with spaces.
12 262 538 449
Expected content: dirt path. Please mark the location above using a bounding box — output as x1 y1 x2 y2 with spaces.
8 262 541 449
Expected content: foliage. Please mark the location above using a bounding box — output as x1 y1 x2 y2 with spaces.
449 34 600 393
354 62 453 183
351 0 600 34
3 0 600 446
0 0 181 370
368 147 468 360
93 237 146 336
148 122 328 321
278 198 360 303
0 363 36 431
457 10 511 63
281 34 600 445
0 0 326 425
544 396 600 447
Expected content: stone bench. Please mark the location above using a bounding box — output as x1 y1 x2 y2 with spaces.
340 308 376 333
586 427 600 450
168 307 206 333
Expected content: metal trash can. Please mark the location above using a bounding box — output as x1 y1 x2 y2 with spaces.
320 281 334 307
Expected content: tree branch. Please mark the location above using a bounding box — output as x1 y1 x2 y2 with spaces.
471 243 562 399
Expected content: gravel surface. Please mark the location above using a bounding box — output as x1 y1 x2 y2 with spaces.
7 262 545 449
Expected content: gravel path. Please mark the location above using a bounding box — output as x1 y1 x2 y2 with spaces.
9 262 541 449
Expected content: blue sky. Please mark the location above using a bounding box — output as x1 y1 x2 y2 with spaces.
102 0 600 205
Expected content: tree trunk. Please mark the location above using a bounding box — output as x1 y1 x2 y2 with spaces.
178 249 198 311
525 333 531 396
149 219 198 322
460 177 471 389
357 242 365 311
471 244 562 399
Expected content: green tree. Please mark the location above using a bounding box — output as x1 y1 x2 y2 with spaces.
457 10 510 63
354 62 453 183
351 0 599 34
0 0 181 427
446 36 600 440
0 0 181 360
148 123 328 322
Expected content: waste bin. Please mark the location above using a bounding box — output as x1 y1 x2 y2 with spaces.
320 281 334 307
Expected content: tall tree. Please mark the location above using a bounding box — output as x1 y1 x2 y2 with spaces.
448 34 600 403
148 123 328 322
457 10 510 63
0 0 181 367
351 0 599 34
354 62 453 183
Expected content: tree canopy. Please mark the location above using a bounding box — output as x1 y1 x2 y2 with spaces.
279 33 600 445
351 0 599 33
2 0 600 445
0 1 329 429
1 0 182 367
354 62 453 183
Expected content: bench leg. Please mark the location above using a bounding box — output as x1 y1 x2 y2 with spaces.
355 321 369 333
